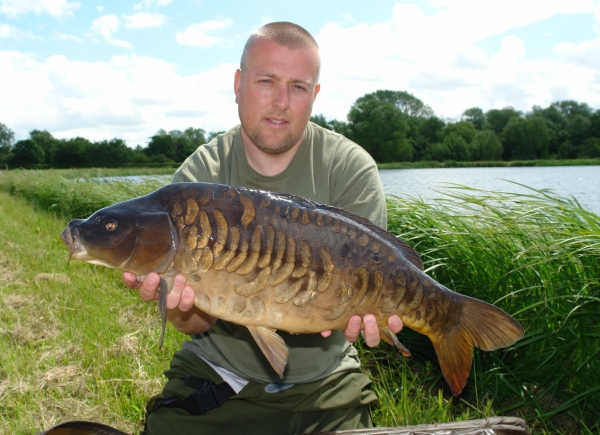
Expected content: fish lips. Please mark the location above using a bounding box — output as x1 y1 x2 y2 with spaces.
60 219 85 264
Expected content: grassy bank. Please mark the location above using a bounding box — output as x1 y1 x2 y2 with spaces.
0 191 187 434
1 170 599 434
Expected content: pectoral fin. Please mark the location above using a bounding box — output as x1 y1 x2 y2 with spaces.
380 325 411 357
247 325 289 378
158 277 169 349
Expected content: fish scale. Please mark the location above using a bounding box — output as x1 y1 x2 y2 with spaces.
60 182 524 396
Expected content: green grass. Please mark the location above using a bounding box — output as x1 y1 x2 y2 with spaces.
0 169 169 220
0 170 599 434
0 190 189 434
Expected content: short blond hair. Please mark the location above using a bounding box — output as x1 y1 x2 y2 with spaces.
240 22 320 79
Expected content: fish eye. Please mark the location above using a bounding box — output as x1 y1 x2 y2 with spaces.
105 219 118 232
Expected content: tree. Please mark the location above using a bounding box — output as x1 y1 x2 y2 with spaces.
346 94 411 162
579 137 600 158
0 122 14 156
469 130 503 161
328 119 352 137
441 121 478 145
485 107 522 135
423 142 451 162
310 114 330 129
531 104 569 156
369 90 435 118
12 139 45 165
51 137 91 168
461 107 486 130
207 131 226 142
443 133 470 161
145 129 174 159
146 128 206 162
182 127 207 147
502 116 551 160
566 114 591 154
86 138 133 167
587 109 600 139
29 129 59 164
551 100 592 118
406 116 446 161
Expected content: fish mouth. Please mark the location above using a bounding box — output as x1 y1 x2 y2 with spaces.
60 224 112 267
60 225 83 265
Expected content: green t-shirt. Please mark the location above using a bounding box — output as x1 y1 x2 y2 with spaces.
172 122 387 383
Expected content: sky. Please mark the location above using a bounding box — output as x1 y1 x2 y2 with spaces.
1 0 600 147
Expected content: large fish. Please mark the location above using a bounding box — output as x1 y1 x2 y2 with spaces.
60 182 524 396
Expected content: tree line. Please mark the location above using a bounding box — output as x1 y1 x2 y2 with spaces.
311 90 600 163
2 90 600 168
0 126 223 168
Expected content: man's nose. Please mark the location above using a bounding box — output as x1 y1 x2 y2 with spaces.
273 84 290 110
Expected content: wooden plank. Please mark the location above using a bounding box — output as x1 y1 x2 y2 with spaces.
313 416 530 435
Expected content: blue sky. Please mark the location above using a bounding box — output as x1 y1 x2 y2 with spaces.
2 0 600 146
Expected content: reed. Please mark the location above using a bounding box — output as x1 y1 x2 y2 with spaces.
0 170 598 434
384 184 600 433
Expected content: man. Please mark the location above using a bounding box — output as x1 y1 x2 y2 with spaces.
123 22 403 434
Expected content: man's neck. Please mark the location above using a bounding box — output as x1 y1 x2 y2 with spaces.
241 131 305 177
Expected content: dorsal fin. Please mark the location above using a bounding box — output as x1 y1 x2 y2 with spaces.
317 203 424 271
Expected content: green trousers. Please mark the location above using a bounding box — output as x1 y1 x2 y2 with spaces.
142 349 376 435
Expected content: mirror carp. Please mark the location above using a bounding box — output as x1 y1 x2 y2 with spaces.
60 182 524 396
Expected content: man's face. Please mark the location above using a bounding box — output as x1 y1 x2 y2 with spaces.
234 38 321 155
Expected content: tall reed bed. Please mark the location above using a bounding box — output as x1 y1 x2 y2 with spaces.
1 170 598 433
383 185 600 433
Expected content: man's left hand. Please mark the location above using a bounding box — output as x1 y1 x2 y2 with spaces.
320 314 403 347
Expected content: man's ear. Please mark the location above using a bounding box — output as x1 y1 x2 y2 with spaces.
234 69 242 104
313 83 321 101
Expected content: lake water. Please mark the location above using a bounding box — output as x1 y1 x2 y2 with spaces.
100 166 600 216
378 166 600 216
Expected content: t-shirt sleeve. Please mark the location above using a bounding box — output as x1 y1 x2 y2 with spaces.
329 140 388 230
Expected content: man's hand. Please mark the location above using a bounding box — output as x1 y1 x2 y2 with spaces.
121 272 216 334
122 272 196 311
320 314 403 347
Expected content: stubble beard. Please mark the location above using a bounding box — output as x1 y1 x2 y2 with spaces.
241 124 302 155
239 103 305 155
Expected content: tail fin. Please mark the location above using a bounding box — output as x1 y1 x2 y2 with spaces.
430 295 524 396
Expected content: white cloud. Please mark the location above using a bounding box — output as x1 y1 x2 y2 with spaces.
133 0 172 10
313 3 600 122
2 2 600 148
0 0 80 18
594 4 600 32
0 51 238 145
0 23 34 39
53 31 85 43
555 39 600 69
91 15 133 49
91 15 119 39
176 19 232 47
124 12 167 29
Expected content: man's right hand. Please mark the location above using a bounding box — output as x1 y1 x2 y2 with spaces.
121 272 217 335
